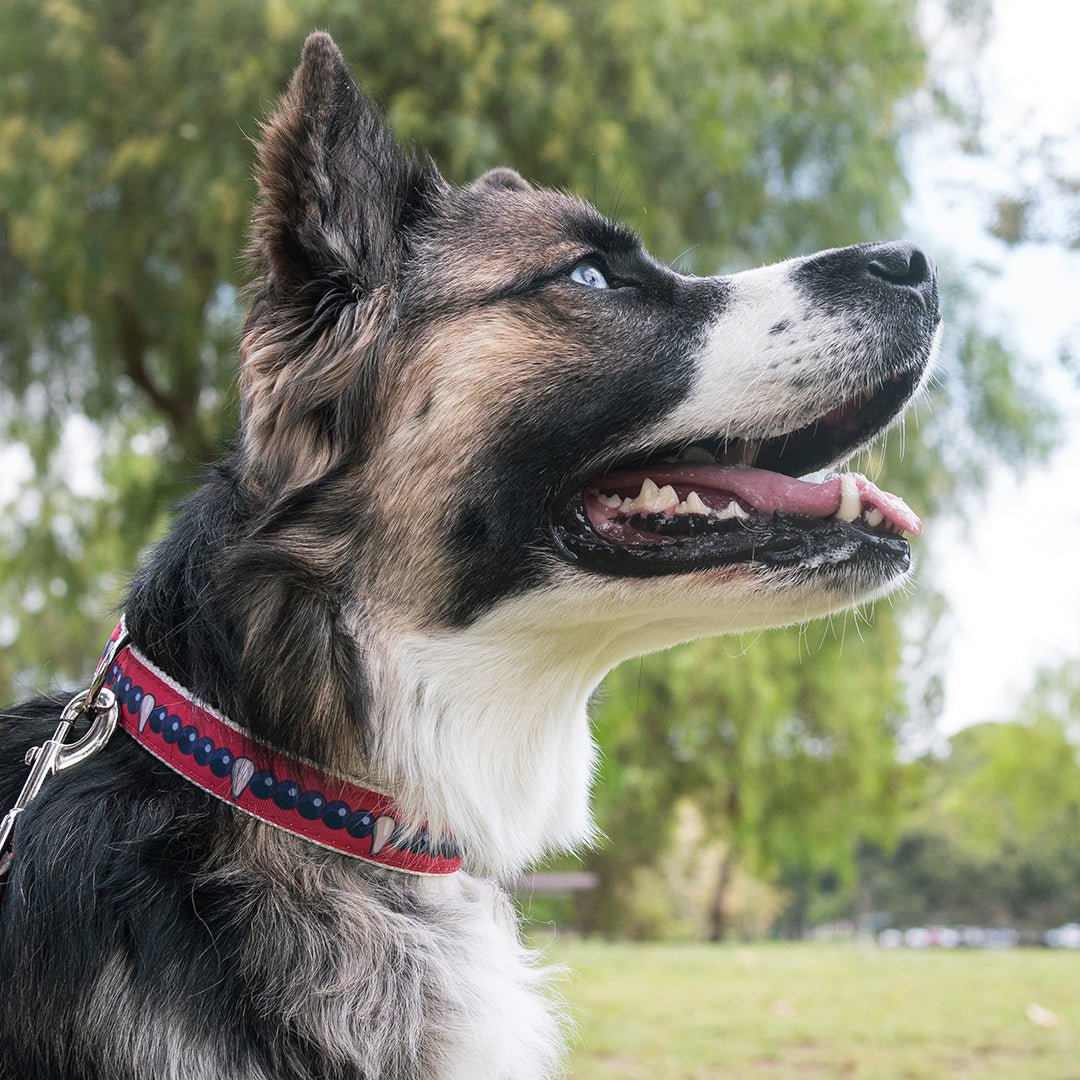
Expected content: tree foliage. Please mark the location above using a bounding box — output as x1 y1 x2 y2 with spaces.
581 617 909 938
858 666 1080 930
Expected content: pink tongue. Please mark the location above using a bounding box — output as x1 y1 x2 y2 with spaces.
595 465 922 536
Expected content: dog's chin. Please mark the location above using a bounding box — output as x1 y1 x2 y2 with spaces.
549 368 920 594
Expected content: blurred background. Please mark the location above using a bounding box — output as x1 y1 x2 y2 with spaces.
2 0 1079 1074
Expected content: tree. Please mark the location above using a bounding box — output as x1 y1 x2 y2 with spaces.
581 613 909 939
857 661 1080 930
0 1 1058 938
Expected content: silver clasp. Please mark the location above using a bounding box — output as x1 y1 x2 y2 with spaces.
0 632 127 868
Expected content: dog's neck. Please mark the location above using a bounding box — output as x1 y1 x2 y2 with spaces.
369 608 610 879
366 576 798 878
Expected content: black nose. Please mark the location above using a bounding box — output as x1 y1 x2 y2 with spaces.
863 241 934 289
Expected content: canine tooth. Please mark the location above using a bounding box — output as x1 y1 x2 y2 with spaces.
371 815 396 855
835 473 861 522
656 484 679 511
678 446 717 463
138 692 156 734
629 477 661 511
741 440 761 466
684 491 709 514
865 508 885 527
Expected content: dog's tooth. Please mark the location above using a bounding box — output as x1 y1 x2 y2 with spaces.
629 477 661 511
684 491 709 515
596 492 622 509
138 692 156 734
865 507 885 527
835 473 861 522
678 446 717 464
371 815 396 855
719 443 754 467
716 501 749 521
741 440 761 466
619 497 635 513
656 484 679 512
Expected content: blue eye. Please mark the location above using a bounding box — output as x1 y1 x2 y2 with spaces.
570 262 609 289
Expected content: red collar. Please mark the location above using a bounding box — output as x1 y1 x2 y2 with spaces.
101 622 461 876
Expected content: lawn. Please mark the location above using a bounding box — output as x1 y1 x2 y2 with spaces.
546 939 1080 1079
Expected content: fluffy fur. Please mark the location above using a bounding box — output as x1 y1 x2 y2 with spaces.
0 32 940 1078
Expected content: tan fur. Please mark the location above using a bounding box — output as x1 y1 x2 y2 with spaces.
358 310 584 620
240 287 393 490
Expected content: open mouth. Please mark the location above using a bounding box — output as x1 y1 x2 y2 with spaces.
552 369 921 578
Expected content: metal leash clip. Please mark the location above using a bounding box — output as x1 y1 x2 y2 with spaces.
0 632 128 881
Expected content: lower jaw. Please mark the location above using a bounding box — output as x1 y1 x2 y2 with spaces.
551 506 911 581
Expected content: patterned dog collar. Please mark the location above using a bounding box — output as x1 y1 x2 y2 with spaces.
99 621 461 875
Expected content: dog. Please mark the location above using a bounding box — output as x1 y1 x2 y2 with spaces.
0 31 940 1080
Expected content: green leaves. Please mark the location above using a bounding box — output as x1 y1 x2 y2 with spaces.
859 672 1080 930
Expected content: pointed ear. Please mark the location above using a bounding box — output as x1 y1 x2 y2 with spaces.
240 34 444 490
250 31 442 296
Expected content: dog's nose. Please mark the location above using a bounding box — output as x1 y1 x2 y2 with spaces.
863 241 934 290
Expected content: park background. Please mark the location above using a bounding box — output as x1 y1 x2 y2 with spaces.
2 0 1079 1075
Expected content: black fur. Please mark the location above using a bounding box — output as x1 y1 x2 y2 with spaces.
0 699 450 1079
790 241 939 376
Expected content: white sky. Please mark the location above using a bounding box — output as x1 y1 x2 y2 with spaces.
909 0 1080 732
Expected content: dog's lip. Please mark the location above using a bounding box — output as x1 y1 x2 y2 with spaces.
550 499 913 578
557 367 922 517
750 367 921 476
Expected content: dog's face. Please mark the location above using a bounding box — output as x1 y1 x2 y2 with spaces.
242 36 939 659
235 34 939 869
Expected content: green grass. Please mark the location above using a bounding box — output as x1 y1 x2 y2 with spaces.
545 939 1080 1079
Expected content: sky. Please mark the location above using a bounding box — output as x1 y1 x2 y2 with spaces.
907 0 1080 733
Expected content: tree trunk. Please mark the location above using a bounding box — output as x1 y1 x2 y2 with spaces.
114 295 216 463
706 848 737 942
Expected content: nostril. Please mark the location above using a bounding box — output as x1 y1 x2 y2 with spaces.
866 242 931 288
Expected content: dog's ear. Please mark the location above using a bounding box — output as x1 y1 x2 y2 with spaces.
469 167 533 194
241 34 444 489
250 31 443 296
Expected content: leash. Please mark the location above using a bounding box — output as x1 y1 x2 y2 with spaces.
0 622 461 893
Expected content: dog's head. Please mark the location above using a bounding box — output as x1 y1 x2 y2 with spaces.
243 34 938 645
236 34 940 869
